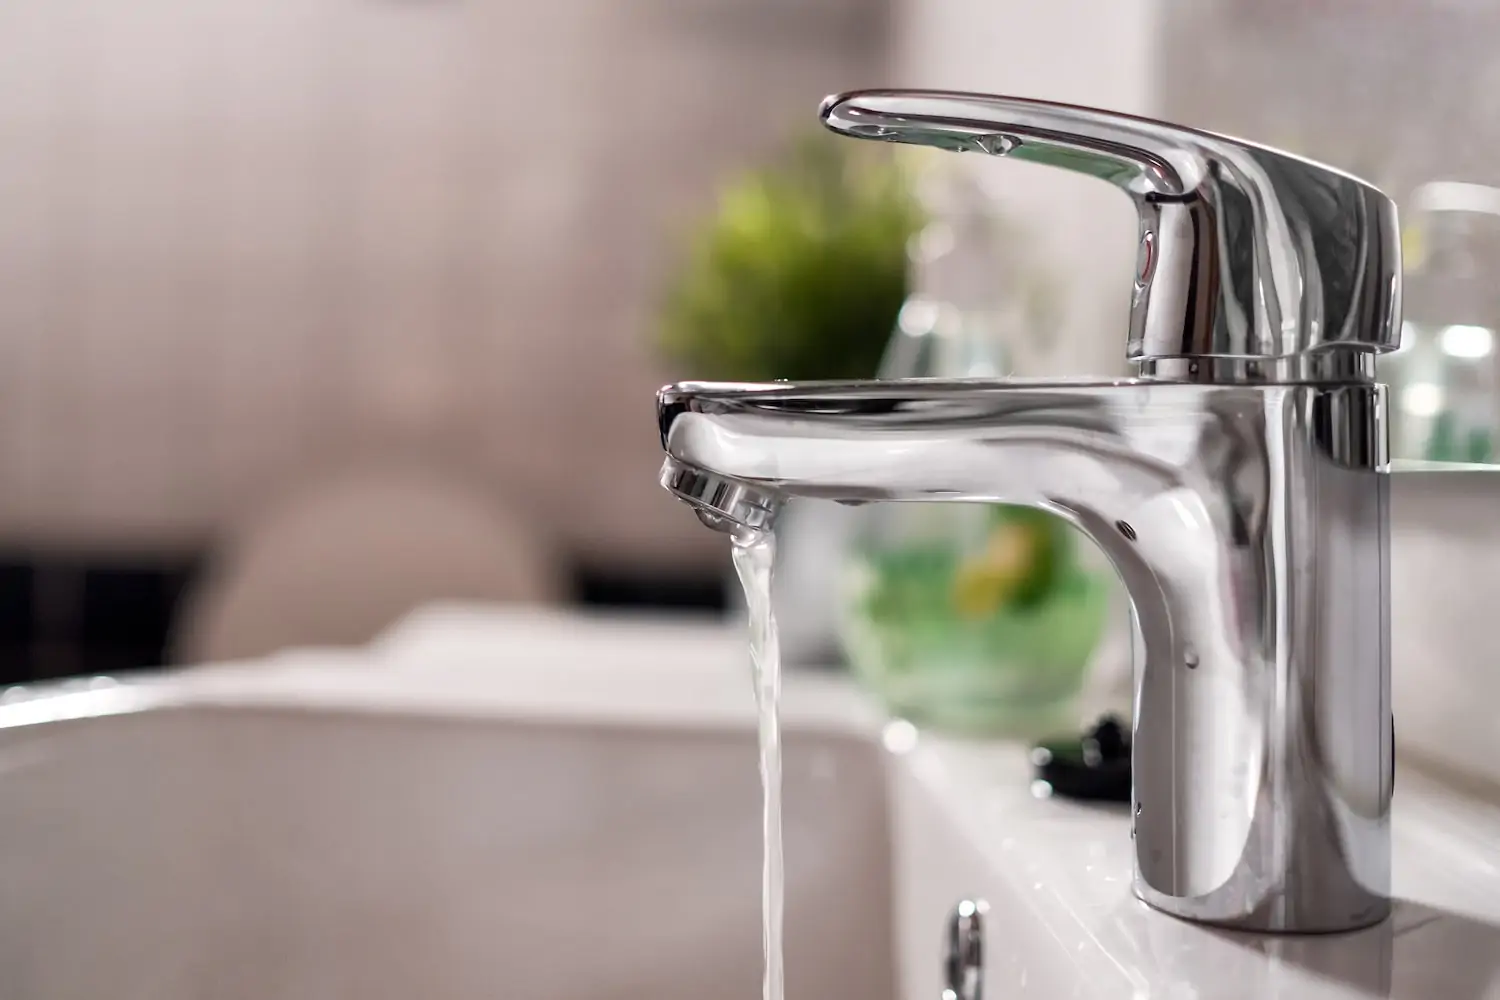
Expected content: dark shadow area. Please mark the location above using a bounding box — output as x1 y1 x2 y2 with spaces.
0 552 201 684
572 564 728 612
0 552 732 685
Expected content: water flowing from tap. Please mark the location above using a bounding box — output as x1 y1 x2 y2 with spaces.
731 528 784 1000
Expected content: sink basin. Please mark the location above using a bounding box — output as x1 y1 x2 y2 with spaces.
0 651 893 999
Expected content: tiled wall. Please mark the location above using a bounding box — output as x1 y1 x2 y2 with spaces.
0 0 889 569
890 0 1157 379
1158 0 1500 206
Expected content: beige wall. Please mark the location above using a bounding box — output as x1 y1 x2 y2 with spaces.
1158 0 1500 205
890 0 1158 378
0 0 890 569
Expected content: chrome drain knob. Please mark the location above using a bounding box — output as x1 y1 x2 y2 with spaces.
943 898 986 1000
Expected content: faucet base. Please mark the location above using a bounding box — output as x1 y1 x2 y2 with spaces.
1134 881 1392 935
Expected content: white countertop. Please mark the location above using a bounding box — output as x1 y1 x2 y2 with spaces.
3 603 1497 998
908 736 1500 998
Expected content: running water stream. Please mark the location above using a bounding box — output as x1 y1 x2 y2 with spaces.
731 529 784 1000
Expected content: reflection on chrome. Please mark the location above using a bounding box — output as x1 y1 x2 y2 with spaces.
659 91 1398 934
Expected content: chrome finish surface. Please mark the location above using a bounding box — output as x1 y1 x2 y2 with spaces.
943 899 986 1000
660 377 1393 932
657 91 1396 934
658 460 779 535
820 91 1402 374
1138 350 1376 385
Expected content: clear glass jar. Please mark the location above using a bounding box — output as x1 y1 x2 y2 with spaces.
835 161 1113 737
1386 182 1500 464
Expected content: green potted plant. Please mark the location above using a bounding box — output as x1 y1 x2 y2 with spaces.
659 132 923 382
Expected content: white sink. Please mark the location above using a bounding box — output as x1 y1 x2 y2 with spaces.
0 627 893 1000
2 605 1499 999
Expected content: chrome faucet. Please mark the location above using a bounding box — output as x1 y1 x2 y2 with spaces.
657 91 1398 934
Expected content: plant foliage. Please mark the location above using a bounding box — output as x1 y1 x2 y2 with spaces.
660 133 925 381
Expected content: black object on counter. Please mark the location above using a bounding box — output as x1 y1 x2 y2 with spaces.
1030 714 1132 804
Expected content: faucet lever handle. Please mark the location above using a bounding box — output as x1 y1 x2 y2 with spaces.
821 90 1401 379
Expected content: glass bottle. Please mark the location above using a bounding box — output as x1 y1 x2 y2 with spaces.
1387 182 1500 465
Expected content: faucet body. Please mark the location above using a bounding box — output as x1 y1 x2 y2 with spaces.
660 377 1391 932
658 91 1400 933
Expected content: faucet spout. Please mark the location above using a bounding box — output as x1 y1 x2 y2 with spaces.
660 376 1392 933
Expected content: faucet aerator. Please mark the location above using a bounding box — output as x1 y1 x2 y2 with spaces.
660 459 780 536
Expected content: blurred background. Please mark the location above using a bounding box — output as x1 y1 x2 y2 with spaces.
0 0 1496 686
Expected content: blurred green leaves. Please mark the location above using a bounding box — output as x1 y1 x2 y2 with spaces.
659 132 925 381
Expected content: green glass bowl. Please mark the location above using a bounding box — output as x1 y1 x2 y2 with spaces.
838 546 1109 738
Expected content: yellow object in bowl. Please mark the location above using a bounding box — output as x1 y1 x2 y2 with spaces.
951 508 1065 617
